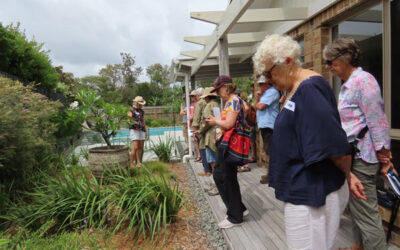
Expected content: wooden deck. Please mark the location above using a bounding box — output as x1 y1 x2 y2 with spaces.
188 160 400 250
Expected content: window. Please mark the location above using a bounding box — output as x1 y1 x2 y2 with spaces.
331 3 383 98
391 0 400 129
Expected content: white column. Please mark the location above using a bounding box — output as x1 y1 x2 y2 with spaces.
184 73 193 157
218 36 230 75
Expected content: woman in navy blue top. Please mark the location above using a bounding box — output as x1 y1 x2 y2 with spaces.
253 34 366 250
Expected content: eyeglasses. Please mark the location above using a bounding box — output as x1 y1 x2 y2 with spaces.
324 53 344 66
263 64 276 79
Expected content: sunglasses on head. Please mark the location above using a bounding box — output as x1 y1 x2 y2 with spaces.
324 52 345 66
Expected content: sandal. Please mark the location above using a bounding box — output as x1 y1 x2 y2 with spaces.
238 166 251 172
194 157 202 162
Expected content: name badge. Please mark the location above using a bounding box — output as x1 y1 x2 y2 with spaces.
284 100 295 112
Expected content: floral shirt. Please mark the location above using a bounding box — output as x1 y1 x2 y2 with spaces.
129 107 145 131
338 67 390 163
215 96 240 141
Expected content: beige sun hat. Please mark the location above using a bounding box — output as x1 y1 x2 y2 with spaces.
200 87 218 99
190 90 197 96
133 96 146 105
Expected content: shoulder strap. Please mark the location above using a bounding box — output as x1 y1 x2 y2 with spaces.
356 126 369 141
237 97 246 126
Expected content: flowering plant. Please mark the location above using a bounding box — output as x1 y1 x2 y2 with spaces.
72 89 128 148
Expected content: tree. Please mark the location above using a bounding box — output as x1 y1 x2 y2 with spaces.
0 23 58 89
99 53 142 89
146 63 169 89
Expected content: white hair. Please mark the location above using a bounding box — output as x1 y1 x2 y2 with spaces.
253 34 301 75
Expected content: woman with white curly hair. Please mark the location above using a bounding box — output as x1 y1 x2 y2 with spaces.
253 34 366 250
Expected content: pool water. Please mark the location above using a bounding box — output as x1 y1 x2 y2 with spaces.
111 126 182 142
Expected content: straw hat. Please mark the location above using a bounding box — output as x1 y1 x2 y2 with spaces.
133 96 146 105
200 87 218 99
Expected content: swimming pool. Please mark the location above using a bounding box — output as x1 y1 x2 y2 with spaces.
111 126 182 142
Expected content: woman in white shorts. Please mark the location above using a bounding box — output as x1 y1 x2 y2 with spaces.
127 96 146 168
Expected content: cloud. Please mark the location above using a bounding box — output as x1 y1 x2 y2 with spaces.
0 0 227 79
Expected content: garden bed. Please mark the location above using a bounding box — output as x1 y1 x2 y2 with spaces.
0 162 215 249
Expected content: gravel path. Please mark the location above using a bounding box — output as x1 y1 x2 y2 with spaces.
184 161 230 250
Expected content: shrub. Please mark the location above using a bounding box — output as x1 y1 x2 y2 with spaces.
157 118 170 127
3 162 183 243
150 120 161 128
3 167 110 231
0 23 58 89
108 166 183 241
149 136 173 162
0 77 62 188
145 117 153 127
70 89 129 148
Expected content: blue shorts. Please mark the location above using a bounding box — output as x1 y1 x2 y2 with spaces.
205 147 217 163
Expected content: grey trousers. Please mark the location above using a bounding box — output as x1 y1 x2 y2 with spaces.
349 159 387 250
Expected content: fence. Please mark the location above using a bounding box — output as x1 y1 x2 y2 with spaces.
142 106 182 124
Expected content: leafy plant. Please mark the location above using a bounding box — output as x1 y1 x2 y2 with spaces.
3 167 110 231
0 23 58 89
145 117 153 127
108 166 183 241
149 136 173 162
71 89 129 148
0 223 100 250
3 162 183 244
0 77 61 189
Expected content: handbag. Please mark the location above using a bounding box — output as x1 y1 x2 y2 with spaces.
218 98 251 166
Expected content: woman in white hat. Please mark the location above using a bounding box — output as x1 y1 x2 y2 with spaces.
127 96 146 168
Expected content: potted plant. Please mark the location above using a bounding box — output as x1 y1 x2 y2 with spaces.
72 89 130 178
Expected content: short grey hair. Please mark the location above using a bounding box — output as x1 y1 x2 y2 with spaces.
253 34 301 75
323 37 361 66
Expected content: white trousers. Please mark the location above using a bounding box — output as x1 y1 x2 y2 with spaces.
284 181 349 250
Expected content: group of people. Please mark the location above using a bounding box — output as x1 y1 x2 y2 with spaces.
182 34 395 250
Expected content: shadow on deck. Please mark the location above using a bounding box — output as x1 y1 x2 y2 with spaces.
188 160 400 250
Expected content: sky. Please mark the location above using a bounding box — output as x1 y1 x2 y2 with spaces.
0 0 228 80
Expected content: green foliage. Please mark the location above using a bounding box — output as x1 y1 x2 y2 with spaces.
2 162 183 244
71 89 129 148
149 136 173 162
0 77 61 186
3 167 110 231
197 76 253 95
52 107 85 143
54 65 82 101
0 223 99 250
146 63 169 89
145 117 153 127
108 165 183 241
0 23 58 89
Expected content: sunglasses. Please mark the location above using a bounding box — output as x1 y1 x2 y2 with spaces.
324 53 345 66
263 64 276 79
